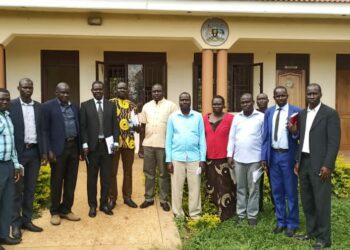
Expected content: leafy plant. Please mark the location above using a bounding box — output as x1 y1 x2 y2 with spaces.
33 164 51 217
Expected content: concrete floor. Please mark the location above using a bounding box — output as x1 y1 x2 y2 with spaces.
6 157 181 250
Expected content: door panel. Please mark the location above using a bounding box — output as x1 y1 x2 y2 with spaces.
276 69 305 108
336 69 350 150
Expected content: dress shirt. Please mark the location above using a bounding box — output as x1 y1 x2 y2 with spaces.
58 99 77 138
302 102 321 153
0 111 21 169
20 98 37 144
165 110 206 163
271 104 289 150
138 98 177 148
227 109 264 164
94 98 104 111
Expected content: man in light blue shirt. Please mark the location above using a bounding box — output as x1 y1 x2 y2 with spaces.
165 92 206 218
227 93 264 226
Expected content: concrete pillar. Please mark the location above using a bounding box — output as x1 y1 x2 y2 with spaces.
216 49 228 110
201 49 213 114
0 45 5 88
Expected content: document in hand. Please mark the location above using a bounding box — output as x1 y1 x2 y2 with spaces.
253 167 263 183
289 112 299 128
105 136 114 154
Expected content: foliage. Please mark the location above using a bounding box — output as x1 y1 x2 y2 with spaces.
33 164 51 216
332 155 350 198
187 213 220 234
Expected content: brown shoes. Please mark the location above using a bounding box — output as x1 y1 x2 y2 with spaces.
60 212 81 221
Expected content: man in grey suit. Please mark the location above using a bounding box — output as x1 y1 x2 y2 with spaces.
80 81 119 217
293 83 340 250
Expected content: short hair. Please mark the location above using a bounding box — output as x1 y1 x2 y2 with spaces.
308 83 322 93
91 81 104 88
241 93 253 100
18 78 33 86
117 81 128 87
152 83 163 90
256 93 268 99
0 88 9 94
56 82 69 91
212 95 225 104
179 92 191 99
273 86 287 95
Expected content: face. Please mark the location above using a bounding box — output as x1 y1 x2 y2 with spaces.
55 83 70 104
91 83 104 100
212 97 224 114
256 94 268 110
116 82 128 99
273 88 288 107
0 92 10 112
306 85 322 109
179 93 191 113
240 94 254 114
18 79 33 99
151 85 163 102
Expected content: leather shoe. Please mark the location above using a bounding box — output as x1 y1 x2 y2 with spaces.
294 234 313 241
12 226 22 239
89 207 97 218
140 200 154 209
124 198 138 208
22 222 43 232
60 212 80 221
0 244 4 250
312 242 331 250
285 228 296 237
108 200 116 210
160 202 170 212
273 226 285 234
100 206 113 215
0 236 21 245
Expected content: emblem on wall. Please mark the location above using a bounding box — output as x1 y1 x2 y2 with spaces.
201 18 229 46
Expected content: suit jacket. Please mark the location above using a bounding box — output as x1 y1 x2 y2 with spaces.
42 98 80 157
262 104 301 166
9 98 46 159
80 98 119 151
296 103 340 173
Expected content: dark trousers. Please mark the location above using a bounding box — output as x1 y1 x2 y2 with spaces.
50 140 79 215
0 161 15 238
12 147 40 227
109 148 134 201
87 141 113 208
300 154 332 246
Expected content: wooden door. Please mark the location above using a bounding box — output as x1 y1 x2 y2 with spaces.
336 69 350 150
276 69 305 108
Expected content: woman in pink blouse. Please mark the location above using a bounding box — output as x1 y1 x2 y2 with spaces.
204 95 236 221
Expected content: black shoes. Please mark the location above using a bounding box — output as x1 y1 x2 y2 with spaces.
0 236 21 245
22 222 43 232
89 207 97 218
124 198 138 208
160 202 170 212
273 226 286 234
12 226 21 239
100 206 113 215
140 200 154 209
312 242 331 250
284 228 296 237
248 219 257 226
108 200 116 210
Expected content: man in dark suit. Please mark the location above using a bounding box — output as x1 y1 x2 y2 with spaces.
261 86 300 237
294 83 340 250
42 82 81 226
80 81 119 217
9 78 46 239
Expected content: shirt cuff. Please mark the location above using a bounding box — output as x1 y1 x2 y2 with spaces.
82 143 88 149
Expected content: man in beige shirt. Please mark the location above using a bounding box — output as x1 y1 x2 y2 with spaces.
138 84 177 211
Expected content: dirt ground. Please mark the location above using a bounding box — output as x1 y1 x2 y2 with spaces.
6 156 181 250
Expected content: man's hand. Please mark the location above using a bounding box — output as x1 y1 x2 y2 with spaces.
294 162 299 176
227 157 234 168
166 162 174 174
261 160 268 173
14 168 21 183
48 150 56 163
319 166 331 181
287 121 298 135
41 154 48 165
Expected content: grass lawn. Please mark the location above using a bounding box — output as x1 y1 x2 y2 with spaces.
181 197 350 250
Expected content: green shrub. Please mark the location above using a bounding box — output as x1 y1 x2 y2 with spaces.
33 164 51 216
187 213 220 234
332 155 350 198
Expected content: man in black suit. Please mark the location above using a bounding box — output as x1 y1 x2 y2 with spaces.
294 83 340 250
42 82 81 226
80 81 119 217
9 78 46 239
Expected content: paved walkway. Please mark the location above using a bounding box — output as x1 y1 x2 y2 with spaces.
7 156 181 250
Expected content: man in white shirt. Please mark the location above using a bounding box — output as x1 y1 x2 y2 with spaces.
227 93 264 226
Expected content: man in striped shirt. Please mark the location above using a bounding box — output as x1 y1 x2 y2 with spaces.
0 88 23 248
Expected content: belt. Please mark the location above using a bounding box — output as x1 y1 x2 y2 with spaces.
65 137 77 142
302 152 310 158
272 148 288 153
24 143 37 149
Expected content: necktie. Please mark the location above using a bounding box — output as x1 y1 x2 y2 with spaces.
274 108 281 142
97 101 104 137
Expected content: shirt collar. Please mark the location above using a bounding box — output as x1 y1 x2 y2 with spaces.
0 110 10 116
275 103 288 111
152 98 165 105
94 98 104 104
307 102 321 112
238 109 260 118
20 98 34 106
56 98 71 107
176 109 194 117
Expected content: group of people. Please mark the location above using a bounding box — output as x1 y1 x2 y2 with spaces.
0 78 340 250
